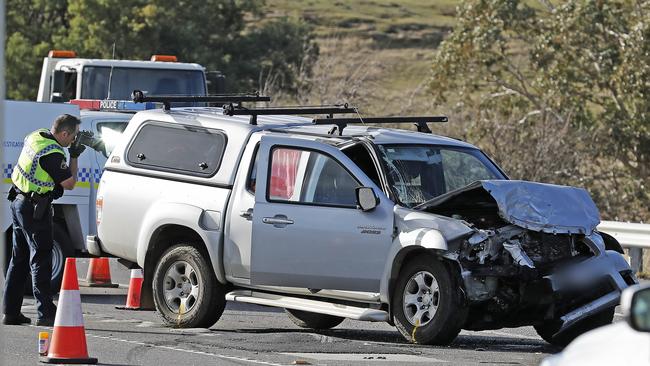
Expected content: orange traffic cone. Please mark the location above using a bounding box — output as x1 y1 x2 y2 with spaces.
116 269 144 310
41 258 97 364
82 257 119 288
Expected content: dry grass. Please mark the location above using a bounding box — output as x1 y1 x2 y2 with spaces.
264 0 458 120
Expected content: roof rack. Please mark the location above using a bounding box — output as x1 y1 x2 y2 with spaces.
131 89 270 111
222 103 357 125
312 116 448 136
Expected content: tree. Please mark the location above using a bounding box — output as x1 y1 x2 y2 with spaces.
429 0 650 221
6 0 69 100
6 0 318 99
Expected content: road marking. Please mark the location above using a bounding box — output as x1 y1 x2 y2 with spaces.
85 333 285 366
168 327 211 333
306 333 335 343
135 321 158 327
476 330 540 340
98 318 141 323
282 353 447 363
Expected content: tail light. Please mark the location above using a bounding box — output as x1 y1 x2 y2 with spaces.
96 197 103 226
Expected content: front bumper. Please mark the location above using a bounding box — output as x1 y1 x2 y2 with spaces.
545 250 637 335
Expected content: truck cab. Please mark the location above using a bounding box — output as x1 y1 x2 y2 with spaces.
37 50 223 103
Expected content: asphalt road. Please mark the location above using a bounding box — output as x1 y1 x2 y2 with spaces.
0 259 625 366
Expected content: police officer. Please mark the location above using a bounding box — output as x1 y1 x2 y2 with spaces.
2 114 85 326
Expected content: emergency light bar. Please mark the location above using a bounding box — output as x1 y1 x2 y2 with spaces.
69 99 157 112
151 54 178 62
48 50 77 58
131 89 271 111
312 116 448 135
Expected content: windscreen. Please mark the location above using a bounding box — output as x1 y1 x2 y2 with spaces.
81 66 206 101
377 145 504 207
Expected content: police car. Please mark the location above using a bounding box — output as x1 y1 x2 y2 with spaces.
1 99 155 291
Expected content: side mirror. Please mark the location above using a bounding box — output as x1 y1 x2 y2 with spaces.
51 70 72 102
356 187 379 212
206 71 226 94
626 285 650 332
51 70 65 94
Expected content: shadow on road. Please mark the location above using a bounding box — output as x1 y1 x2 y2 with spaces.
216 327 559 354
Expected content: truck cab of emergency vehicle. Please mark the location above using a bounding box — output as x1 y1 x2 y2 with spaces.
37 50 224 103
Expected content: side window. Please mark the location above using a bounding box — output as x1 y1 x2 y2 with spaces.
96 121 128 156
342 143 381 187
62 72 77 101
268 148 302 199
268 147 359 207
127 123 226 176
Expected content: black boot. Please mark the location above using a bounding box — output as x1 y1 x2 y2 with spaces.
2 313 32 325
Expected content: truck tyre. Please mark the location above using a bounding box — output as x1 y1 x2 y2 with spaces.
49 223 73 293
392 256 466 345
534 307 615 347
3 223 72 295
285 309 345 329
152 244 226 328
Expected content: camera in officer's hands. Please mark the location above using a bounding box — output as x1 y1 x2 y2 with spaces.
75 130 95 147
74 130 107 157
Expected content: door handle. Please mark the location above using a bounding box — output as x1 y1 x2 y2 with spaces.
240 208 253 220
262 215 294 226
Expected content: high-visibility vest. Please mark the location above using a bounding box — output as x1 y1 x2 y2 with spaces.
11 129 66 194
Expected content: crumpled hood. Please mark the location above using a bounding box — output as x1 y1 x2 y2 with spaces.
417 180 601 235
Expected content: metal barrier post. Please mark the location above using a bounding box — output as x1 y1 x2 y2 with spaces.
629 247 643 274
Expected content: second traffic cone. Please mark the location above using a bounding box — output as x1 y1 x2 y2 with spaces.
83 257 119 288
116 269 144 310
41 258 97 364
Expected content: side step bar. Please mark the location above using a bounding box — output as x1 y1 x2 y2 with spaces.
226 290 388 322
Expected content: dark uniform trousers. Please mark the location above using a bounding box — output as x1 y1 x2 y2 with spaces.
3 195 57 319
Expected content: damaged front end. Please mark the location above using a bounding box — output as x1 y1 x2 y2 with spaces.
417 180 637 339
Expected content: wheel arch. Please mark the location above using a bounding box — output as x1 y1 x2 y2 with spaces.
140 224 210 311
136 203 226 283
380 228 450 305
53 204 85 252
135 202 228 310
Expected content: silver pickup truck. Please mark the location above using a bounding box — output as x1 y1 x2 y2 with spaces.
88 97 636 346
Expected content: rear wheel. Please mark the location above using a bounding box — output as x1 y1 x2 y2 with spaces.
285 309 345 329
153 244 226 328
50 224 73 292
534 307 615 347
392 256 466 345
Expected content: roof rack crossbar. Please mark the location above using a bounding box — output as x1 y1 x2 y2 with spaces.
311 116 448 135
131 89 270 111
222 104 357 125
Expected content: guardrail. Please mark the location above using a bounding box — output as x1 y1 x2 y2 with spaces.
598 220 650 273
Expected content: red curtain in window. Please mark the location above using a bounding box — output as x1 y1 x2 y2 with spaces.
270 148 302 199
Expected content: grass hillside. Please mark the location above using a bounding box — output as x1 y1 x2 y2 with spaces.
265 1 461 120
268 0 457 41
